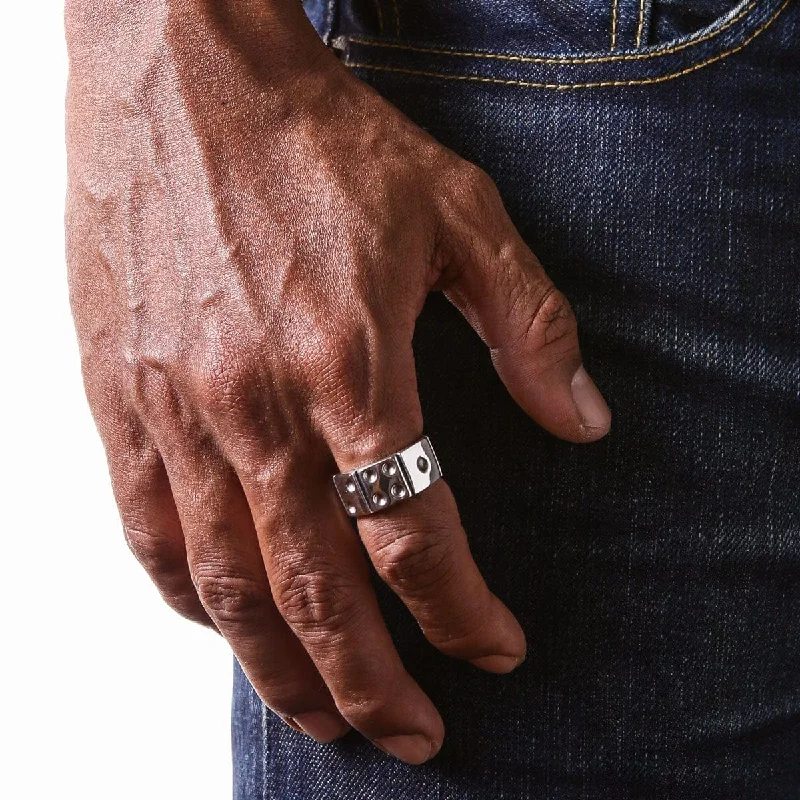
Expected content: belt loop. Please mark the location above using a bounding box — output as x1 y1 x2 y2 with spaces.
612 0 654 50
322 0 339 45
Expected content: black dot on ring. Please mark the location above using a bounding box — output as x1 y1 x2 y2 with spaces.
417 456 429 473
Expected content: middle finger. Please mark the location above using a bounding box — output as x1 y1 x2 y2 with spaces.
236 447 446 765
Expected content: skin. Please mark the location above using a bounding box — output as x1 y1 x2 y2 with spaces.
66 0 611 765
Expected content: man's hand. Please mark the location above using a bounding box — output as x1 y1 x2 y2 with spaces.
66 0 610 764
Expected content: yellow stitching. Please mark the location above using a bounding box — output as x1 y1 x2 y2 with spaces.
611 0 619 50
373 0 384 35
345 0 787 90
390 0 400 36
636 0 646 47
349 0 761 64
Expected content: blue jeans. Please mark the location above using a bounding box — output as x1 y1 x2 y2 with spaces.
233 1 800 797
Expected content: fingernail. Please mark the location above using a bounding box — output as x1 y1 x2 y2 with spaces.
469 653 526 673
291 711 351 743
374 734 436 764
571 366 611 432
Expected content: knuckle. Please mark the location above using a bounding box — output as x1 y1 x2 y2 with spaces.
371 529 458 597
124 525 213 628
273 566 360 639
306 331 422 459
305 324 372 403
193 568 268 626
124 524 184 578
519 285 579 359
428 607 498 656
335 691 398 731
192 351 253 419
446 162 505 225
454 160 499 201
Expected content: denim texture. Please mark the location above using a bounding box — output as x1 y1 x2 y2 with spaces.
233 1 800 797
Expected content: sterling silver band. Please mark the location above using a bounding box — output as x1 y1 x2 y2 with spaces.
332 435 442 518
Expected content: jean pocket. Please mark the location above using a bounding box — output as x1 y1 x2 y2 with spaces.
337 0 790 90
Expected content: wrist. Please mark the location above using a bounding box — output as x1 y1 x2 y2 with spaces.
66 0 350 157
170 0 337 79
66 0 341 91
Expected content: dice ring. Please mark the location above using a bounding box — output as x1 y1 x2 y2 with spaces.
332 435 442 518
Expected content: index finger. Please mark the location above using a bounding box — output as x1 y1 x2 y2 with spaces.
322 336 527 673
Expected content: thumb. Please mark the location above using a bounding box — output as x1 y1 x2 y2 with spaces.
439 181 611 443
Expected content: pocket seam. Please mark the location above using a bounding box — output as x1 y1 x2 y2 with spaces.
348 0 761 66
636 0 646 48
343 0 788 90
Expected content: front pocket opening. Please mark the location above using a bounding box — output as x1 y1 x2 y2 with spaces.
340 0 788 90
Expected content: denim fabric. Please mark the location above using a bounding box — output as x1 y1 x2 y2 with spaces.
233 1 800 797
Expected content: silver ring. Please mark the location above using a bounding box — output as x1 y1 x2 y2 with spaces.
332 435 442 518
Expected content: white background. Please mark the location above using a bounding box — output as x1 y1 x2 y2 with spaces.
1 6 232 798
